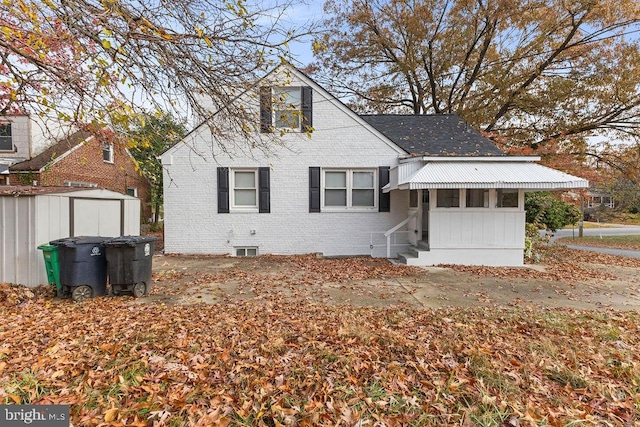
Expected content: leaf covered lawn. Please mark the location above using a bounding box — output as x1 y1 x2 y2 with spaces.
1 287 639 426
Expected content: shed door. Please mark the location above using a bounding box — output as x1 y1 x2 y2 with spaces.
71 198 124 237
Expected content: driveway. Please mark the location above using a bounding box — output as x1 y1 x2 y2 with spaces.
146 250 640 312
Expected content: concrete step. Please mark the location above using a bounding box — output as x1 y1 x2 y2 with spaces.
397 252 417 264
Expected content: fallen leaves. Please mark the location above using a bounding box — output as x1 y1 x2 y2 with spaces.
1 250 639 425
1 296 639 425
441 245 640 283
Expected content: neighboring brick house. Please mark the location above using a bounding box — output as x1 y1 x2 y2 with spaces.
8 129 151 219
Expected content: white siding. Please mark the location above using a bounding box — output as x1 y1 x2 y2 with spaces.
0 115 31 160
429 210 525 249
0 196 37 285
162 69 408 258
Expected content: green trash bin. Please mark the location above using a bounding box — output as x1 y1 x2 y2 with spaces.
38 244 61 296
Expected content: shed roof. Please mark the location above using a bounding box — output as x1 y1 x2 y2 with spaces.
0 186 138 198
9 129 93 172
0 186 89 196
360 114 505 157
390 161 589 191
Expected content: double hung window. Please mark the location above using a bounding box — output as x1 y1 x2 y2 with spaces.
273 87 302 130
103 144 114 163
323 169 376 209
0 123 12 151
232 170 258 209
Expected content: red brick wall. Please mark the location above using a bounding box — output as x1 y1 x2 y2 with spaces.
39 137 152 220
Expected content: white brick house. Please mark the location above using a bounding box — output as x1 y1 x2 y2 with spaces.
0 114 32 184
161 65 588 266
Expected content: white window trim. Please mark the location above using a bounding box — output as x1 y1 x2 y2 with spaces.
0 123 12 151
234 246 258 257
463 188 490 209
126 187 138 197
495 189 521 209
64 180 98 188
230 168 259 212
321 168 378 211
103 144 114 163
432 189 522 210
435 189 461 209
273 86 302 131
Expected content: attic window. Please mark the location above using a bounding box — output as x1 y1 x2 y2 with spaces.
260 86 312 133
274 87 302 129
103 144 114 163
0 123 12 151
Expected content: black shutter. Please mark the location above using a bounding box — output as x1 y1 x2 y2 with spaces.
260 87 272 133
379 166 390 212
217 167 229 213
258 167 270 213
301 86 313 133
309 167 320 213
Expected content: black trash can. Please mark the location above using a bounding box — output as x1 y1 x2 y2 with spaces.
104 236 157 297
49 236 111 302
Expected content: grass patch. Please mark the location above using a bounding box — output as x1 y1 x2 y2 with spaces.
2 372 51 404
546 368 588 389
556 234 640 250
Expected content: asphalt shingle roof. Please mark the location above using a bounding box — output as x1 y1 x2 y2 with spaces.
9 129 93 172
360 114 505 157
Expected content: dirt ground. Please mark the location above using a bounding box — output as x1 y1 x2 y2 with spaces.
140 249 640 311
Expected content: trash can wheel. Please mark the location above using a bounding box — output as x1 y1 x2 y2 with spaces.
133 282 146 298
72 285 92 302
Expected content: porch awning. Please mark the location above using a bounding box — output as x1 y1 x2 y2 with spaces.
0 164 9 174
390 161 588 191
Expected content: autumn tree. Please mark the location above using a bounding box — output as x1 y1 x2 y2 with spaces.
127 113 186 225
585 142 640 212
313 0 640 154
1 0 313 148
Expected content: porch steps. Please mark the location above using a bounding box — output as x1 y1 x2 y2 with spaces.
397 241 429 265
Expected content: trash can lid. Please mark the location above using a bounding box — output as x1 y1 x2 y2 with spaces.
50 236 112 246
103 235 158 247
37 244 57 250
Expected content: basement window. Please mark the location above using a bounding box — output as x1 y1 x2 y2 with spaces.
64 180 98 188
235 247 258 257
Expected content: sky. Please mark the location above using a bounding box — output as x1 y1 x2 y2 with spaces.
258 0 326 67
28 0 326 153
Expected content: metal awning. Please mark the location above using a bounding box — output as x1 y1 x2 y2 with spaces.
0 164 9 174
389 161 588 191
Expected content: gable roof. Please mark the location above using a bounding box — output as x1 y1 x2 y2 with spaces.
162 64 406 157
9 129 93 172
359 114 505 157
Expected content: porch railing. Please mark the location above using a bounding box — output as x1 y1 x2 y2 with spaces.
384 211 417 258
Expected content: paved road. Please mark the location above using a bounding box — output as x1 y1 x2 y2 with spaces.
548 225 640 258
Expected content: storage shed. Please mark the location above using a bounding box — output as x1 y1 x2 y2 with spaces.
0 186 140 287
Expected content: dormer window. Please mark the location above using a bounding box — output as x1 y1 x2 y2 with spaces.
260 86 312 133
273 87 302 129
0 123 12 151
103 144 114 163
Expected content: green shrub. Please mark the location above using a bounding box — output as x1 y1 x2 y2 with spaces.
525 192 581 232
